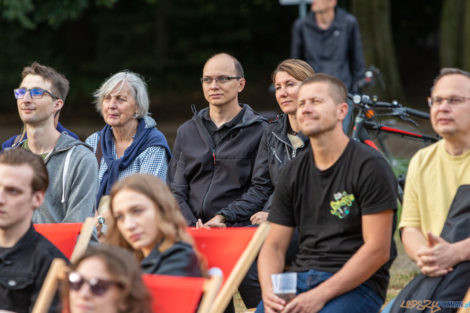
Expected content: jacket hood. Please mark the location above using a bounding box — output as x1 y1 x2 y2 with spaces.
45 133 93 163
143 115 157 128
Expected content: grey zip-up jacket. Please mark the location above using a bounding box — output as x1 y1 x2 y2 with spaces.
32 133 98 223
167 104 267 226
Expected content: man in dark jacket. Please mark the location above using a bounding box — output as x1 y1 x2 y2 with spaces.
167 53 266 310
167 53 266 227
0 148 67 313
290 0 365 92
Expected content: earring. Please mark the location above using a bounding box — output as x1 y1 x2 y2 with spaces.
133 112 138 119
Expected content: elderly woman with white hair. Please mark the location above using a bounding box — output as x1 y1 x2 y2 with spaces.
86 71 170 205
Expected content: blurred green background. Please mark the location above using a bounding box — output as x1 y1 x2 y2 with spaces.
1 0 467 144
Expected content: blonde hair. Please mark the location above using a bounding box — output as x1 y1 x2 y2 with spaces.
271 59 315 84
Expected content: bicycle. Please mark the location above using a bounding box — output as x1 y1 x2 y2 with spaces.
349 93 439 203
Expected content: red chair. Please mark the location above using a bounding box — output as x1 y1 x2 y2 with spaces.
142 273 222 313
34 217 95 262
188 223 270 313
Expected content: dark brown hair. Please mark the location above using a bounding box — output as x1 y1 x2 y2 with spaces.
22 62 70 101
106 174 207 274
0 148 48 192
62 244 152 313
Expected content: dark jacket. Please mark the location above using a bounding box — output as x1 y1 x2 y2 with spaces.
290 7 365 91
217 114 309 223
0 225 67 313
141 241 202 277
167 104 266 226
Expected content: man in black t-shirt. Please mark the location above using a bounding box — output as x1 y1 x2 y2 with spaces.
256 74 397 313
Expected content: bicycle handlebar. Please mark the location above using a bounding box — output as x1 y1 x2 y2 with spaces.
403 107 430 119
349 93 430 119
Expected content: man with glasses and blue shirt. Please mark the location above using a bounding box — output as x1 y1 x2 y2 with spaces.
167 53 266 311
383 68 470 312
4 62 98 224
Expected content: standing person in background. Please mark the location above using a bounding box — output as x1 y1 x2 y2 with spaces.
290 0 365 132
0 149 67 313
86 71 171 204
7 62 98 224
290 0 365 92
204 59 314 227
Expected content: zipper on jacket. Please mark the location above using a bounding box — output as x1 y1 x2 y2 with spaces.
212 150 216 165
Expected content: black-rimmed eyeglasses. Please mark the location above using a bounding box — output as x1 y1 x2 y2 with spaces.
14 88 59 100
200 76 241 84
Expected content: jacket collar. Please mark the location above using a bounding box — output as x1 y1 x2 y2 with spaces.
0 224 37 263
271 114 309 147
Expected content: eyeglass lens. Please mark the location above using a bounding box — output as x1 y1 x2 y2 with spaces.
14 88 46 99
68 272 116 296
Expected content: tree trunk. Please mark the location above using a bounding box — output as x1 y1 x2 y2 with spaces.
440 0 470 71
154 0 171 68
350 0 405 101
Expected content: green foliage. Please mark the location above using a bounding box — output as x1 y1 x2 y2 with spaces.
0 0 297 115
0 0 118 29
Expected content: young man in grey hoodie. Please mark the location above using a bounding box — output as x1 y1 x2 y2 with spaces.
9 62 98 223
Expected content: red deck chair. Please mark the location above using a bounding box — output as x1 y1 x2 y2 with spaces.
34 217 95 262
188 223 270 313
142 273 222 313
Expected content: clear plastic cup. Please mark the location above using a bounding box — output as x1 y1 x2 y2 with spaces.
271 272 297 303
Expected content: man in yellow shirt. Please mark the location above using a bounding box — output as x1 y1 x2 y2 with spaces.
399 68 470 278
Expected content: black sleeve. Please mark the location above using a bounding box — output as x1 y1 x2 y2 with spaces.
268 165 296 227
217 130 274 222
157 245 201 277
290 18 305 59
167 129 198 226
348 17 366 88
356 156 398 215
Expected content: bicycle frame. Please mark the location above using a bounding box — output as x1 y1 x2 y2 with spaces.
350 95 439 203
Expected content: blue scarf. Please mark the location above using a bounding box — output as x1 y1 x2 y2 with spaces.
97 118 170 201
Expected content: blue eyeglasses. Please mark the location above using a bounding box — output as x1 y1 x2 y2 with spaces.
14 88 59 100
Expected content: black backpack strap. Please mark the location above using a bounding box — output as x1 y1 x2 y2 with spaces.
95 135 103 170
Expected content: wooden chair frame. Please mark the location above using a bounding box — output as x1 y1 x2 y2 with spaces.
195 222 270 313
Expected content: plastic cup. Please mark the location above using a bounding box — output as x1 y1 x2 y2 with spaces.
271 272 297 303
